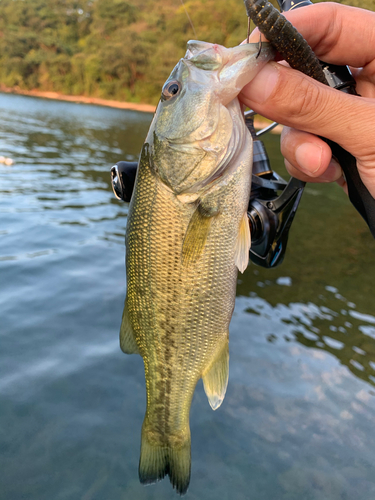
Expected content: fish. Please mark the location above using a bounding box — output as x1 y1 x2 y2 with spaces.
120 40 274 494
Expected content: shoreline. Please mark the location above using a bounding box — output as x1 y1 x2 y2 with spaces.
0 85 156 113
0 85 283 133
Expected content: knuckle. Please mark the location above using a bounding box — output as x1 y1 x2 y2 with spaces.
276 75 325 125
280 126 297 156
280 129 292 159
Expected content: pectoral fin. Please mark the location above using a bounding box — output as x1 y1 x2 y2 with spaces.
182 205 213 266
120 300 139 355
234 212 251 274
202 340 229 410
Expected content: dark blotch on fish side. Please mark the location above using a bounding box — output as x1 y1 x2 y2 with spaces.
244 0 328 85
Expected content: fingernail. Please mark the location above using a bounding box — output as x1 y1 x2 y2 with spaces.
295 143 323 175
319 158 343 182
243 62 280 104
328 157 341 173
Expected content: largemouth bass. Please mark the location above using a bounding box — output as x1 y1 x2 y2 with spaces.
120 40 274 494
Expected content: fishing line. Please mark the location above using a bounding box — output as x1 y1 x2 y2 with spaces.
179 0 197 38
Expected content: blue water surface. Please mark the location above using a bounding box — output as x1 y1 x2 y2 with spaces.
1 93 375 500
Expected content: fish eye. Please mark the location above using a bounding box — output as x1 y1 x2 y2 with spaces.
162 80 181 100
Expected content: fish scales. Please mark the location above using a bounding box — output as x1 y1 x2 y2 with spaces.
120 40 274 494
127 145 242 422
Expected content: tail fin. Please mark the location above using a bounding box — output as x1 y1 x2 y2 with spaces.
138 422 191 495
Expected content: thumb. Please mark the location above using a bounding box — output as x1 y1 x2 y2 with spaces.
240 61 373 157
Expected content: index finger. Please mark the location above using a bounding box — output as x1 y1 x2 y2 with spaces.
250 3 375 69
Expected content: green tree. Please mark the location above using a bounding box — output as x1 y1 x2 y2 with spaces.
0 0 372 104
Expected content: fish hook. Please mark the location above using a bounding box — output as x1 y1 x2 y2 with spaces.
256 31 262 58
246 15 262 57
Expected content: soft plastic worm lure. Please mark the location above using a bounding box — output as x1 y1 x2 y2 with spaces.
244 0 328 84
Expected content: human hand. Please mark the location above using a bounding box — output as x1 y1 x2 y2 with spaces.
239 2 375 198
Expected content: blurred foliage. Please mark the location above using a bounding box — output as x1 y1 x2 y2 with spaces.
316 0 375 7
0 0 373 104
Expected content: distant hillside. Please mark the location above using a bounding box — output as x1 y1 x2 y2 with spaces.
0 0 373 104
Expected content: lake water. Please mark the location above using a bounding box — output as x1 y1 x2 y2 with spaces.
1 93 375 500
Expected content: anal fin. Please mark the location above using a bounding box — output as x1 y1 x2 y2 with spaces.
234 211 251 274
202 340 229 410
120 299 139 355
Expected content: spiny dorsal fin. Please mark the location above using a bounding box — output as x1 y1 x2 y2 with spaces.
202 340 229 410
182 204 213 266
119 300 139 355
234 211 251 274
